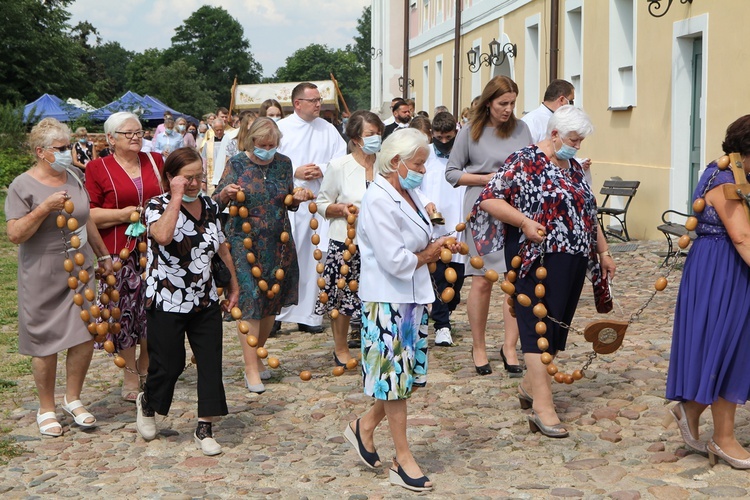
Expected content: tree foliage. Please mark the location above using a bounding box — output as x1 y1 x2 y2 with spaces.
0 0 84 103
168 6 262 106
273 6 372 112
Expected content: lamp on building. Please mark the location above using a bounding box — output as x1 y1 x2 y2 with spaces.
647 0 693 18
398 76 414 92
467 39 517 74
370 47 383 59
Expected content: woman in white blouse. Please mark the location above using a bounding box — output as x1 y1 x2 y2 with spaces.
315 110 383 367
343 129 456 492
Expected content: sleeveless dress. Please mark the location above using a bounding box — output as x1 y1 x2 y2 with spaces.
666 162 750 405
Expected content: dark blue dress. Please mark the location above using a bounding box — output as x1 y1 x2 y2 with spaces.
666 162 750 405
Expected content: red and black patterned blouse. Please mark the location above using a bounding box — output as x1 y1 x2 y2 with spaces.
469 145 599 278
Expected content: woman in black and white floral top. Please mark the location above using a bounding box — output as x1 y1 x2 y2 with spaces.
138 147 239 457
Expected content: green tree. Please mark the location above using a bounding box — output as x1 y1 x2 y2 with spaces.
126 48 167 96
351 6 372 67
0 0 85 103
91 42 133 102
136 60 217 119
168 6 262 105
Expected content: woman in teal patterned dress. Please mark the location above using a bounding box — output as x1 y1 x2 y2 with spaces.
343 129 455 492
214 117 310 393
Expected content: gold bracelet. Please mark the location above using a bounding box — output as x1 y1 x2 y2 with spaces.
598 250 612 259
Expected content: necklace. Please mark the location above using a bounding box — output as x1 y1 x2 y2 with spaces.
57 198 126 368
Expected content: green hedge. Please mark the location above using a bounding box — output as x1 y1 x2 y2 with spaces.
0 149 30 188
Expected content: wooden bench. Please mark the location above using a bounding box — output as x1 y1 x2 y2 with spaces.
597 179 640 241
656 209 696 267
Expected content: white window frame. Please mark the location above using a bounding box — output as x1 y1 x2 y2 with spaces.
524 14 541 114
435 56 444 109
609 0 637 109
422 61 430 113
564 0 584 109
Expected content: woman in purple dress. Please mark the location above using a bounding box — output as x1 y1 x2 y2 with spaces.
666 114 750 468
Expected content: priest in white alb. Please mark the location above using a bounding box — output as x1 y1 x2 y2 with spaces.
275 82 347 333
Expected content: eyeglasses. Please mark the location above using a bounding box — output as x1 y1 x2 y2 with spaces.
297 98 324 104
116 130 146 139
181 174 203 184
565 97 574 106
47 145 72 152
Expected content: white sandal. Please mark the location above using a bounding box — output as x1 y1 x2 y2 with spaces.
37 410 63 437
62 396 97 428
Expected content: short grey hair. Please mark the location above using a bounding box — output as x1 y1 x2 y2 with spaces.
546 105 594 139
104 112 141 144
376 128 429 176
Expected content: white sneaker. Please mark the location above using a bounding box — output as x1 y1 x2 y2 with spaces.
435 327 453 347
195 432 222 456
136 392 157 441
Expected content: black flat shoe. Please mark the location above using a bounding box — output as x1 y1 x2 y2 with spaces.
471 351 492 376
269 320 281 337
333 352 347 367
500 349 524 378
343 419 381 468
298 323 324 334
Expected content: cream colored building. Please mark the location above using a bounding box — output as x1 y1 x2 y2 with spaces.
372 0 750 240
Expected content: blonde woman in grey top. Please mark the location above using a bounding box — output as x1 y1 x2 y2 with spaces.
445 76 532 376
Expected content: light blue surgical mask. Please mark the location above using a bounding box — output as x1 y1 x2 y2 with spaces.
176 125 185 133
361 135 382 155
270 117 281 123
398 161 423 190
554 139 578 161
47 150 73 172
165 128 174 136
182 191 202 203
254 147 276 162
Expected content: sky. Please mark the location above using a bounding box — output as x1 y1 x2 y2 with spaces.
67 0 370 78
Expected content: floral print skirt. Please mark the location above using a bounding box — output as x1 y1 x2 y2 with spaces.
96 252 147 351
361 302 428 400
314 240 361 320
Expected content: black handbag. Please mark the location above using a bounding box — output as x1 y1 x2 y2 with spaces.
212 253 232 288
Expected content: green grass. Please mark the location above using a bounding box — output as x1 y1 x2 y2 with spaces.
0 191 27 463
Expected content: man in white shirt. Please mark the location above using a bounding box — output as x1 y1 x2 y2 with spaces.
275 82 347 334
382 99 412 140
522 79 592 183
201 118 224 194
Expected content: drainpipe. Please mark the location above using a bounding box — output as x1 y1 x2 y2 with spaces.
549 0 560 81
403 0 410 99
452 0 462 117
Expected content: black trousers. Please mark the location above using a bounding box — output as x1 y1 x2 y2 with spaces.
510 253 588 355
145 303 228 418
430 261 466 329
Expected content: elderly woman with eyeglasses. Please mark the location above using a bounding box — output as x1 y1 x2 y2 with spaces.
6 118 113 436
85 112 164 402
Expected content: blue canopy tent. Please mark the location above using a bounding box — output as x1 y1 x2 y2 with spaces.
141 95 197 123
23 94 84 123
89 91 150 121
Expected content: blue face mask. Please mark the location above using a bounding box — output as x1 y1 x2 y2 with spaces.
555 138 578 161
254 147 276 161
361 135 382 155
398 161 423 190
182 191 202 203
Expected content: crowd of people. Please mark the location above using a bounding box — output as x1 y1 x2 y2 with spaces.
7 76 750 491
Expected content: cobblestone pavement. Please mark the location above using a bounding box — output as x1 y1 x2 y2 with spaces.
2 241 749 499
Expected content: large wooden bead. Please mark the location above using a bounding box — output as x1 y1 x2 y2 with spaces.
678 235 691 249
231 307 242 320
535 266 548 280
275 269 285 281
246 335 258 347
56 214 66 228
511 256 522 269
537 337 549 351
251 266 262 278
455 222 466 232
310 218 319 230
330 309 340 319
271 283 281 294
535 284 546 298
533 303 548 319
244 237 253 249
238 321 250 334
535 321 547 335
67 217 79 231
229 205 239 217
300 370 312 381
516 293 532 307
655 277 668 291
458 242 470 255
340 264 350 275
348 280 359 292
692 198 706 213
319 292 329 304
500 280 515 295
246 252 257 264
540 352 553 365
441 287 455 303
506 270 517 283
267 357 280 368
311 234 320 245
308 202 318 214
684 216 698 231
70 235 81 248
284 194 294 206
63 259 74 273
256 347 268 359
316 263 324 274
258 280 269 292
444 267 457 284
63 200 74 214
553 372 565 383
717 155 730 170
242 222 252 233
313 249 323 260
428 262 437 273
235 190 246 203
484 269 499 282
572 370 584 380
